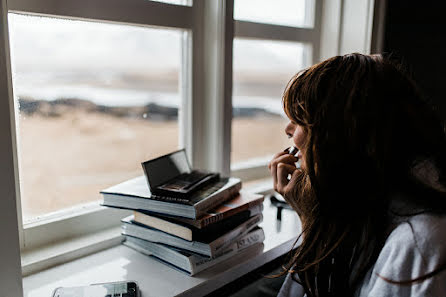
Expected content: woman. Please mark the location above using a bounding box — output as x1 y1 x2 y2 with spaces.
269 53 446 296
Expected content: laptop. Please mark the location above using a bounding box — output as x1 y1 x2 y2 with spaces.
141 149 220 199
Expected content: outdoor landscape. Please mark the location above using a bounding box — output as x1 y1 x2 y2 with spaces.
8 3 306 221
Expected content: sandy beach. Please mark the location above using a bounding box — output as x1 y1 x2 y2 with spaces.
18 111 289 220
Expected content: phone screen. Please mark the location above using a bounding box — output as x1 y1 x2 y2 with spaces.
52 281 138 297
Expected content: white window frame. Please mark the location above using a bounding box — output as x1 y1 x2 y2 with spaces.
0 0 379 279
0 0 23 294
229 0 323 181
5 0 199 272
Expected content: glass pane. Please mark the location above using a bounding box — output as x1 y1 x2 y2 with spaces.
232 38 308 164
8 14 182 222
234 0 311 28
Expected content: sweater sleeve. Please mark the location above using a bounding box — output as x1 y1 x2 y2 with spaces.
277 272 306 297
356 214 446 297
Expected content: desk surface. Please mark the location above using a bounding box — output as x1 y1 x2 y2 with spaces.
23 198 301 297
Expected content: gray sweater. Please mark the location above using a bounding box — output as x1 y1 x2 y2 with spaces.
277 213 446 297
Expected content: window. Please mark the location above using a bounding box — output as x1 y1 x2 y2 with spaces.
1 0 328 271
231 0 321 179
232 38 307 164
9 14 183 223
6 0 194 253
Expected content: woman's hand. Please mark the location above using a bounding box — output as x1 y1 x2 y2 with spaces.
268 151 302 198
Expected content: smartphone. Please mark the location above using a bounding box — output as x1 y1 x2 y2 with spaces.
52 281 139 297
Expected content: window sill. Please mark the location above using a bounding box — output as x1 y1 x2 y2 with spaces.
21 179 276 277
21 226 123 276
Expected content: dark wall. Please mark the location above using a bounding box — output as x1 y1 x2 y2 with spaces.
383 1 446 120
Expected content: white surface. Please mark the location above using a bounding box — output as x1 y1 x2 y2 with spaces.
339 0 375 54
23 198 301 297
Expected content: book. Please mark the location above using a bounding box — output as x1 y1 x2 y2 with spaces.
133 191 264 240
123 227 265 276
134 205 263 241
121 213 263 257
168 191 264 229
100 176 242 219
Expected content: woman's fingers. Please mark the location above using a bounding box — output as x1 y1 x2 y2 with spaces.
269 153 298 189
276 165 305 200
277 163 297 191
268 151 287 170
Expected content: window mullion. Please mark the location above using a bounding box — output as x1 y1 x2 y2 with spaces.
235 20 317 43
311 0 323 63
190 0 233 175
187 0 205 169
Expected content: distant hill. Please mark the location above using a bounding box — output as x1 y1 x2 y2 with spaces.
18 97 279 120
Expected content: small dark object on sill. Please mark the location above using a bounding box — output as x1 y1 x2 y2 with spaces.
268 194 293 221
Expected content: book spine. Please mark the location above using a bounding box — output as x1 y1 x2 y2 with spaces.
234 228 265 251
209 214 263 256
195 181 242 217
199 202 263 228
190 228 265 275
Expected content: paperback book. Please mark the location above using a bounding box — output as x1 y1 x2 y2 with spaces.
100 175 241 219
121 213 263 257
123 227 265 275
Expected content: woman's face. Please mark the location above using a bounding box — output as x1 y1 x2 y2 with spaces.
285 120 306 166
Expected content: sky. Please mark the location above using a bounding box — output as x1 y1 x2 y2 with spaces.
6 0 310 110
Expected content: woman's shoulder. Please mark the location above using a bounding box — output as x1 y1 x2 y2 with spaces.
385 213 446 265
356 213 446 296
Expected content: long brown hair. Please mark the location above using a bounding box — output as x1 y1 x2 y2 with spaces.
281 53 446 296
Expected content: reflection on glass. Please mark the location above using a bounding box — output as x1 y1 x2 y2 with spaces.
8 14 181 222
232 38 308 163
234 0 310 28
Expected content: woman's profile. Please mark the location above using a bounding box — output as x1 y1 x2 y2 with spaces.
269 53 446 296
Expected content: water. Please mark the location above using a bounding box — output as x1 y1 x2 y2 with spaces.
14 82 286 116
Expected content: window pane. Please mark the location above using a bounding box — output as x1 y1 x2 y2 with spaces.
234 0 311 28
8 14 182 222
232 38 309 164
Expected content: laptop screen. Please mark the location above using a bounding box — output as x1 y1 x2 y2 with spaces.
142 149 191 189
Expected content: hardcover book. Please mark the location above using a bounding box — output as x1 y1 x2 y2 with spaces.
100 175 241 219
169 191 264 229
133 192 264 240
123 227 265 275
121 213 263 257
134 206 262 241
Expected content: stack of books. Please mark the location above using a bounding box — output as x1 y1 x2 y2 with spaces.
100 175 265 275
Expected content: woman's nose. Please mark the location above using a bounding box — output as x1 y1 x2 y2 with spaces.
285 122 295 137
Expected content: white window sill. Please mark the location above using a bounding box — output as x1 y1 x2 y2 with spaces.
21 226 123 276
21 178 275 277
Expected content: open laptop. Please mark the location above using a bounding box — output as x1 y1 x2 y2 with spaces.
141 149 220 199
